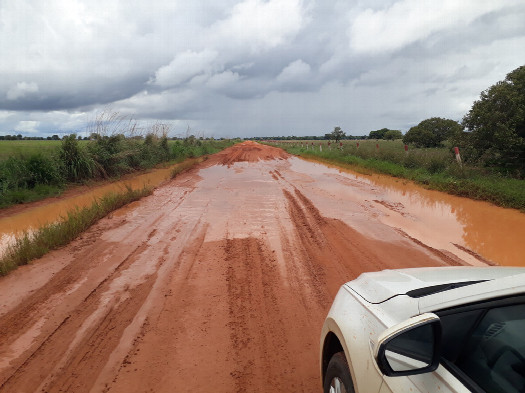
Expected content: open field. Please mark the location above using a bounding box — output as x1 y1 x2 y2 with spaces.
0 140 63 160
0 142 523 392
0 139 231 161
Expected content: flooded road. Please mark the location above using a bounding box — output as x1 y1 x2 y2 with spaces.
0 142 523 393
293 158 525 267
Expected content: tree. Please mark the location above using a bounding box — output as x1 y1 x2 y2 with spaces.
461 65 525 172
328 126 346 143
403 117 461 148
383 130 403 140
369 128 388 139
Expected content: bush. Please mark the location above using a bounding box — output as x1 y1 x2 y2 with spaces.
26 153 64 188
60 134 95 181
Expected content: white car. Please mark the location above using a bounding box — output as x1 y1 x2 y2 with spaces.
320 267 525 393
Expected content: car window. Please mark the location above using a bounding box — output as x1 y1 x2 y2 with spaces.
451 304 525 393
440 309 485 363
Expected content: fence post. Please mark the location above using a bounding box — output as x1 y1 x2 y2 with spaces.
454 147 462 165
319 143 322 152
404 144 408 155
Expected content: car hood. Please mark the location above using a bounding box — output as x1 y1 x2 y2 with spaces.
346 266 525 304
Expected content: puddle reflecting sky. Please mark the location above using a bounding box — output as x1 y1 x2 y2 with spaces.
292 158 524 267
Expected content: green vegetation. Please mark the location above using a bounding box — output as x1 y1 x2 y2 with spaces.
383 130 403 140
368 128 402 140
170 157 207 178
458 65 525 175
325 126 346 143
403 118 462 148
272 139 525 211
0 140 63 160
0 186 152 276
0 132 235 208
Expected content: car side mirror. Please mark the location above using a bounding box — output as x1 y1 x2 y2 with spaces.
374 313 441 377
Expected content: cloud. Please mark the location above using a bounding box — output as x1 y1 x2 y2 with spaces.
6 82 39 101
211 0 307 52
14 121 40 133
206 71 241 90
277 59 311 82
0 0 523 138
348 0 519 53
153 50 219 88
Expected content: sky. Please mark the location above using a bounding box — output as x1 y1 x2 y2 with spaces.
1 0 525 139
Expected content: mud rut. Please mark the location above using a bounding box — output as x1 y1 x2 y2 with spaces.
0 142 456 393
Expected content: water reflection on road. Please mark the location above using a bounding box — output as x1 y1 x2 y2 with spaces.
291 158 524 267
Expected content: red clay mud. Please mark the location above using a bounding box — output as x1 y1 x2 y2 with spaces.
207 140 290 166
0 142 507 392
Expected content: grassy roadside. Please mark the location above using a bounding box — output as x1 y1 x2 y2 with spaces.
0 149 217 276
0 137 237 209
0 186 152 276
277 145 525 212
170 156 206 178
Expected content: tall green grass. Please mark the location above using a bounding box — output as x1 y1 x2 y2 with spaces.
0 186 152 276
0 136 236 208
274 140 525 211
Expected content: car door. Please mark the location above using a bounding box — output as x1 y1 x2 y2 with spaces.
377 296 525 393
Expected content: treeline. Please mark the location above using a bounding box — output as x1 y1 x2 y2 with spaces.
246 135 368 141
0 134 63 140
0 132 234 207
0 133 229 141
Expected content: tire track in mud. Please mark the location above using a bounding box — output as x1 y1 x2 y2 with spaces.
281 188 451 302
0 240 162 393
225 237 287 393
0 173 204 392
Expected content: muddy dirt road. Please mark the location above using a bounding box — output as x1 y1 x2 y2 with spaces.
0 142 487 392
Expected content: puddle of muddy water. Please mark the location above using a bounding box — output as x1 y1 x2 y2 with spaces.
290 158 525 267
0 164 181 256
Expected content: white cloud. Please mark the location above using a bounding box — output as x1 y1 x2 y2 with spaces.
6 82 39 101
277 59 311 82
211 0 307 52
348 0 519 53
153 50 219 88
14 121 40 133
206 71 241 90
